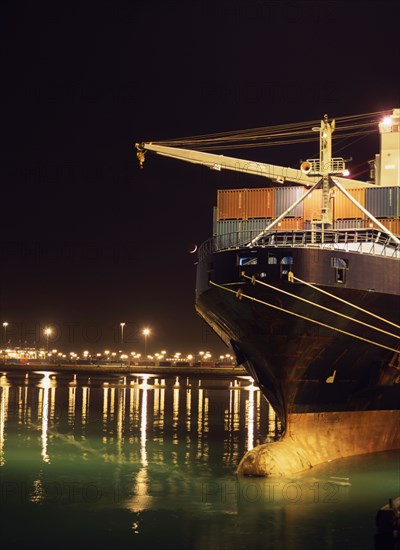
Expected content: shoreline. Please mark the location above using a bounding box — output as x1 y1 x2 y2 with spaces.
1 362 248 377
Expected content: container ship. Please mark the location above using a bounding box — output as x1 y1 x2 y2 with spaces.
136 109 400 476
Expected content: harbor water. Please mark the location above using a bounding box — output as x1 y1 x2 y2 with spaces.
0 370 398 549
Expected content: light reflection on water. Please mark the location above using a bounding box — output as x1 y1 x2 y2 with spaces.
0 371 398 550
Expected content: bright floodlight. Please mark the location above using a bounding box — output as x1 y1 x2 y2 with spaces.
142 328 150 336
382 116 393 128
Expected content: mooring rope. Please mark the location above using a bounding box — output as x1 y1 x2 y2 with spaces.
291 274 400 331
209 281 400 355
241 273 400 340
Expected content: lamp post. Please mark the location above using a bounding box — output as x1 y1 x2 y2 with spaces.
142 328 150 356
2 322 8 346
2 322 8 363
120 322 125 348
44 327 52 358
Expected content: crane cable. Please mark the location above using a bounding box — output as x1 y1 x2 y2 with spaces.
209 280 400 355
155 111 385 143
240 273 400 339
194 130 375 151
151 111 388 150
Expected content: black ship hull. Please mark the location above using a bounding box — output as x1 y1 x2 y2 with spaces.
195 238 400 474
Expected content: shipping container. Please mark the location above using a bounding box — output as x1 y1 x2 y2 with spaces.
217 189 247 220
215 233 235 249
212 206 218 235
275 217 304 230
215 219 273 234
365 186 400 218
334 219 366 230
215 218 273 247
303 189 323 221
215 215 393 239
217 188 274 220
244 218 273 243
367 218 400 235
246 218 273 233
215 219 246 236
332 187 365 219
274 187 304 218
246 188 274 218
303 187 366 221
217 184 382 225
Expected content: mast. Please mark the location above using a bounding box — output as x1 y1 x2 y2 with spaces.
320 114 334 229
249 115 344 245
304 115 341 230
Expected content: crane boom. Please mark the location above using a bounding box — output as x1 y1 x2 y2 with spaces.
135 142 370 188
135 113 400 247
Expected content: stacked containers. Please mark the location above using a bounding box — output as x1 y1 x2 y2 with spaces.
303 189 323 221
246 188 274 218
274 187 304 218
217 189 247 219
333 187 365 219
214 218 274 244
303 188 366 221
334 219 366 230
365 187 400 235
366 219 400 234
217 188 274 220
277 218 304 230
216 186 400 236
365 187 400 217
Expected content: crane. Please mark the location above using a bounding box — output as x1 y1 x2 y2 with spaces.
135 115 400 246
135 140 368 189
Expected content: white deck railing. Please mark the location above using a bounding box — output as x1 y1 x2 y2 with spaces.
198 229 400 260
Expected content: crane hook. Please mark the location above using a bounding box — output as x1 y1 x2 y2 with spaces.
137 150 146 169
135 143 146 169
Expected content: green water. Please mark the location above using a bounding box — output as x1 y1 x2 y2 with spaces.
0 371 398 549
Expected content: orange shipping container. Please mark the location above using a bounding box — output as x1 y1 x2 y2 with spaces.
217 189 247 219
217 188 274 220
276 217 305 230
303 188 366 221
332 187 365 219
304 189 323 221
246 188 274 218
367 218 400 235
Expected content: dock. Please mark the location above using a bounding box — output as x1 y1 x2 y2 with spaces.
0 362 248 377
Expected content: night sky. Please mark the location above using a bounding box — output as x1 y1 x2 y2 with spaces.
1 1 399 355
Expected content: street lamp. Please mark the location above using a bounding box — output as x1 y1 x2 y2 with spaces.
2 322 8 363
44 327 52 356
142 328 151 356
120 322 125 348
2 322 9 346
